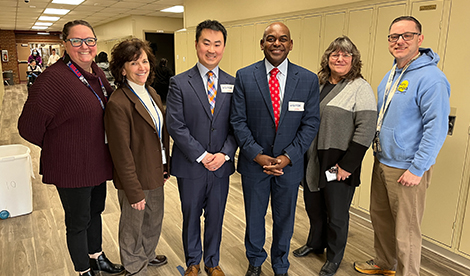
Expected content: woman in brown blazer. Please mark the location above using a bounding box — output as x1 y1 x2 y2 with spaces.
104 38 170 276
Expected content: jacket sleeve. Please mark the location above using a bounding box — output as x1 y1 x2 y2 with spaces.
409 80 450 176
282 73 321 166
166 76 207 162
230 70 264 161
337 80 377 173
104 99 145 204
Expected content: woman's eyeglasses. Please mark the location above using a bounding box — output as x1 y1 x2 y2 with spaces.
330 53 352 60
65 37 98 47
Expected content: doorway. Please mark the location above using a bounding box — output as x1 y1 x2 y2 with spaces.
145 33 175 75
16 43 63 83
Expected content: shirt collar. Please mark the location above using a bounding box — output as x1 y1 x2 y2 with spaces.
197 62 219 79
265 58 288 76
127 79 146 95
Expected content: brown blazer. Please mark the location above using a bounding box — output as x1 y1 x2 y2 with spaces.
104 84 170 204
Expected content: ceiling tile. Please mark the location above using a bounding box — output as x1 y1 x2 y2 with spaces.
0 0 183 31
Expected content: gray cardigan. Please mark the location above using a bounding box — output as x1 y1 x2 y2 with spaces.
303 77 377 192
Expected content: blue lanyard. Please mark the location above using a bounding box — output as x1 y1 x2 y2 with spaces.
66 61 108 110
126 84 162 139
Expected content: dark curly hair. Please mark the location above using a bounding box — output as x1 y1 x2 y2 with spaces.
109 38 157 88
318 36 363 85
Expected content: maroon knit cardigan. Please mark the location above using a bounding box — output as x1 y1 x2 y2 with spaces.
18 55 114 188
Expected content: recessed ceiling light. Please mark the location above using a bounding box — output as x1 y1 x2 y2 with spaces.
34 22 53 26
32 26 48 30
38 16 60 21
51 0 85 5
44 8 70 15
161 5 184 13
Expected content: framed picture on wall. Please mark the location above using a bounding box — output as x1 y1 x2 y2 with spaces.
2 50 8 62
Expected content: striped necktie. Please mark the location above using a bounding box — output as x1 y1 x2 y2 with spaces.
207 71 216 114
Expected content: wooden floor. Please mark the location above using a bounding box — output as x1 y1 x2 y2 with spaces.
1 84 469 276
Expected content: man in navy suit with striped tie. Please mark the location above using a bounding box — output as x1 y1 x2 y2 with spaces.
166 20 237 276
231 22 320 276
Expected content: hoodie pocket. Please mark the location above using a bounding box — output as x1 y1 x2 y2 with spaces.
379 126 406 160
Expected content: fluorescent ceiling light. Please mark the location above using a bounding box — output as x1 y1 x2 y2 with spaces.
161 5 184 13
37 32 51 35
44 8 70 15
32 26 48 30
38 16 60 21
51 0 85 5
34 22 53 26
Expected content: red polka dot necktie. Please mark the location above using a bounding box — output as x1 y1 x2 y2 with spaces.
269 68 280 130
207 71 216 114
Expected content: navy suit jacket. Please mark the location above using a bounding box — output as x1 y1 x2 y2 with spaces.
166 65 237 179
231 59 320 183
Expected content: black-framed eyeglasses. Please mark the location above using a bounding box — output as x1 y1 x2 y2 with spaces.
65 37 97 47
388 32 420 42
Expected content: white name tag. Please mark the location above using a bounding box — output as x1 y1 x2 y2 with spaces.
220 84 234 93
288 101 304 111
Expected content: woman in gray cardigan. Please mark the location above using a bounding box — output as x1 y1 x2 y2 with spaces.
293 36 377 276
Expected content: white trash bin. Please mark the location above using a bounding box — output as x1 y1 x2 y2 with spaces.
0 144 34 219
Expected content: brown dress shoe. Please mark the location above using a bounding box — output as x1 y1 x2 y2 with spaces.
184 264 200 276
205 265 225 276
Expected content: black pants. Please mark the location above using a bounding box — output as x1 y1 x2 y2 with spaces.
303 181 355 264
57 182 107 271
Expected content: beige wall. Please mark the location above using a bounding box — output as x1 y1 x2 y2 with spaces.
179 0 470 262
441 0 470 255
185 0 381 28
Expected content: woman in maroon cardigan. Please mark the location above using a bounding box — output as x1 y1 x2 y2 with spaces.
18 20 124 276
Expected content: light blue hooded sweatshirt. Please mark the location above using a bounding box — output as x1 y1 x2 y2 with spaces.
376 48 450 177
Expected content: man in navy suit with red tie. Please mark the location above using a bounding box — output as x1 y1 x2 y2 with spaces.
166 20 237 276
231 22 320 276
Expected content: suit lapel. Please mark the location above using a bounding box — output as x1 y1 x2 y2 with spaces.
122 85 157 131
279 62 299 126
188 66 212 119
254 61 276 124
212 70 228 119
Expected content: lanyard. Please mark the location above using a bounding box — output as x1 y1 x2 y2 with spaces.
126 84 162 139
376 53 420 132
66 61 108 110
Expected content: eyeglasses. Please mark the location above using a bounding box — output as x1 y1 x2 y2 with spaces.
387 32 420 42
330 53 352 60
65 37 97 47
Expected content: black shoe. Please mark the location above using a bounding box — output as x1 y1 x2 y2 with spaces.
293 245 324 257
79 270 96 276
319 260 340 276
90 252 125 275
245 264 261 276
275 273 288 276
148 255 168 267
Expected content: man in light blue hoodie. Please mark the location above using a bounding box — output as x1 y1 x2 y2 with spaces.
354 16 450 276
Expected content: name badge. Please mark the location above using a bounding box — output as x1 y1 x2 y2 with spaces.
288 101 304 111
221 84 234 93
